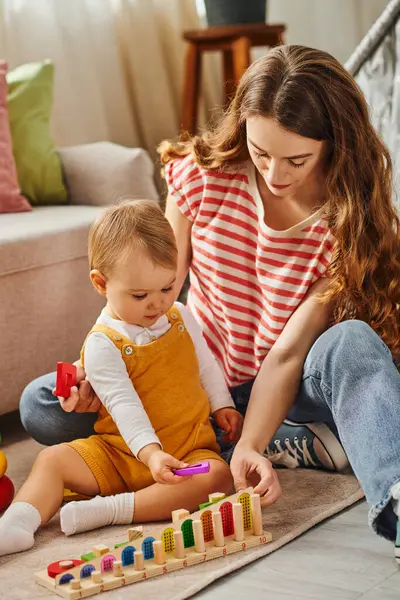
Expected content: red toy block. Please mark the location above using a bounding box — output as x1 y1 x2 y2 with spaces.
55 362 77 398
0 475 15 512
47 559 84 578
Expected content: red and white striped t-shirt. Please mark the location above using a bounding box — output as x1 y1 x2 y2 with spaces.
165 154 333 388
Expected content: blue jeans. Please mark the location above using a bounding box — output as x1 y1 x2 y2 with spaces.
20 321 400 541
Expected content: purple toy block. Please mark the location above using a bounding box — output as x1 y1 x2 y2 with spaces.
174 461 210 476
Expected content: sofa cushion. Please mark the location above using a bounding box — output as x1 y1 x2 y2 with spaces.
6 61 68 206
58 143 159 206
0 62 31 214
0 205 104 277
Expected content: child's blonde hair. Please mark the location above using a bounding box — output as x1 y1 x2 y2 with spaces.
88 199 177 277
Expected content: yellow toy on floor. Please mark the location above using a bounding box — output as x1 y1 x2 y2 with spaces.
0 450 6 478
35 487 272 599
0 439 15 512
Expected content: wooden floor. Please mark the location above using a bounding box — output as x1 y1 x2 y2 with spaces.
195 502 399 599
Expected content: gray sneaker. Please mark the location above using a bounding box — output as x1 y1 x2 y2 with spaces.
265 420 349 471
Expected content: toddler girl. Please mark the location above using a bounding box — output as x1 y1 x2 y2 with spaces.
0 199 242 557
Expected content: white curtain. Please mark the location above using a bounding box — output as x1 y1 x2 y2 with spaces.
195 1 389 64
267 0 389 64
0 0 389 153
0 0 221 154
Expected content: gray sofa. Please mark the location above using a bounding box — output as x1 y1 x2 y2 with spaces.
0 142 159 415
346 0 400 212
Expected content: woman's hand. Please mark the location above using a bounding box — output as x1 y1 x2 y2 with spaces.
230 443 282 507
53 365 101 413
213 407 243 443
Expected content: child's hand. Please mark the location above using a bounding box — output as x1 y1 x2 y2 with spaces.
147 450 191 485
53 364 101 413
213 407 244 443
139 444 191 484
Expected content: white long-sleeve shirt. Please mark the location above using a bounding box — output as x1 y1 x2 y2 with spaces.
84 302 235 458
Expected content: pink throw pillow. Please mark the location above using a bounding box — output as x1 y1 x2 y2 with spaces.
0 62 31 213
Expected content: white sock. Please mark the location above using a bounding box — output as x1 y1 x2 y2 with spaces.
0 502 41 557
60 492 134 536
391 482 400 518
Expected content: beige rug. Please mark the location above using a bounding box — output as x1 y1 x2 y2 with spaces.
0 425 364 600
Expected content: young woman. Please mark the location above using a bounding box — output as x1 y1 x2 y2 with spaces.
21 45 400 556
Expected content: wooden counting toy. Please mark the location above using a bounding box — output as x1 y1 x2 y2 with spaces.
34 487 272 599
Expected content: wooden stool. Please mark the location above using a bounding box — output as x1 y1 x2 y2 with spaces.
181 23 286 133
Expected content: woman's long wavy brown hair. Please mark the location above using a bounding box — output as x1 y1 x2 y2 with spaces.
158 45 400 357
